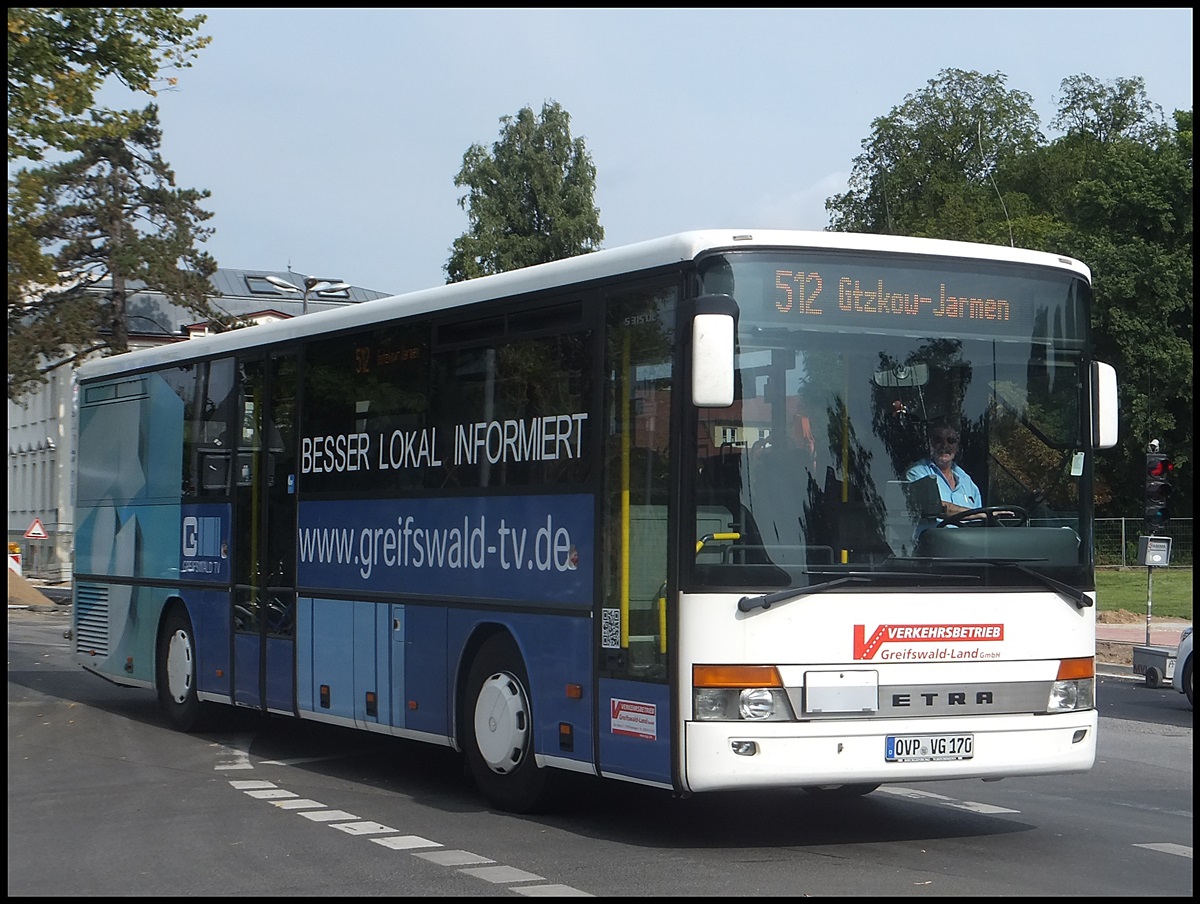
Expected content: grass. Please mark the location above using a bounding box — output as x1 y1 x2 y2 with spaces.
1095 567 1193 620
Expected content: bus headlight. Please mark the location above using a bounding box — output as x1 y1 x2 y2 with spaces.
1047 658 1095 712
694 687 793 721
1047 677 1094 712
692 665 794 721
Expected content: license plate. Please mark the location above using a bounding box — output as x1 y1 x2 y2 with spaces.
885 734 974 762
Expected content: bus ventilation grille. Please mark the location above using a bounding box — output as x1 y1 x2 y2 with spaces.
74 583 110 657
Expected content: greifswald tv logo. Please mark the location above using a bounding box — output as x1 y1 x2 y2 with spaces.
182 515 223 558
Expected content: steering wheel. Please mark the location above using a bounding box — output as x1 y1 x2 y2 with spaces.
936 505 1029 527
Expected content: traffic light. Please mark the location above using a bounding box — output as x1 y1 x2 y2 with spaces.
1144 452 1174 530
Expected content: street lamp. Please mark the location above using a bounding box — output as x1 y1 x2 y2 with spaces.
301 276 351 315
264 275 352 315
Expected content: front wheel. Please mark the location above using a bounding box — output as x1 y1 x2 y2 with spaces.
801 783 881 798
464 633 552 813
156 607 206 731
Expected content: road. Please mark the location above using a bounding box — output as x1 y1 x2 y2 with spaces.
8 605 1192 897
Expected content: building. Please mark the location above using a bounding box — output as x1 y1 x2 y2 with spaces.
7 269 392 581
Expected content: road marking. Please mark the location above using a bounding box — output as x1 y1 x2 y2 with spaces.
215 737 255 770
271 798 326 810
943 800 1020 815
463 865 544 883
226 775 591 894
299 809 359 822
329 821 398 836
514 886 593 897
1134 842 1192 859
371 835 442 850
878 785 1019 814
414 849 494 866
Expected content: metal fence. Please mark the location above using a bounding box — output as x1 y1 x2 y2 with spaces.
1095 518 1193 568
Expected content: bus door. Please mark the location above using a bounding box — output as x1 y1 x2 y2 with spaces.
231 352 299 713
597 285 679 786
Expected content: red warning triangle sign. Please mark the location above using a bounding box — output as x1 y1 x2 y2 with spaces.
24 518 49 539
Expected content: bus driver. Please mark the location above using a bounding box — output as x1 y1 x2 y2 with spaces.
906 415 982 521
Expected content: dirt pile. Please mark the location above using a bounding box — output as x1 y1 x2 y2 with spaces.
1096 609 1146 625
7 570 54 608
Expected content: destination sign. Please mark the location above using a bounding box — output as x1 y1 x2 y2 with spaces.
713 253 1088 342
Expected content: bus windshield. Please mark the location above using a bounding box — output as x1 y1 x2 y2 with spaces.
690 249 1094 594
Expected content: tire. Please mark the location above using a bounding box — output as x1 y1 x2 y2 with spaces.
156 607 206 732
1184 657 1193 708
464 633 552 813
801 783 881 798
1145 666 1162 689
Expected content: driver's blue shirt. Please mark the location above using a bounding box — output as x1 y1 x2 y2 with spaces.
905 459 982 535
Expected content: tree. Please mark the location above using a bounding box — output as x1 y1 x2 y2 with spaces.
446 100 604 283
8 105 219 400
7 8 211 163
1006 81 1192 516
826 69 1043 244
8 9 217 402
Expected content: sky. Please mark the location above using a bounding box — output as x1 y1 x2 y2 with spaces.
110 8 1194 297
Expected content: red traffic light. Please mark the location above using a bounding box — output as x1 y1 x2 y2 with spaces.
1144 453 1174 529
1147 457 1174 479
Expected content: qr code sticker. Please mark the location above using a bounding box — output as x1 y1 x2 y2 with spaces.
601 608 620 649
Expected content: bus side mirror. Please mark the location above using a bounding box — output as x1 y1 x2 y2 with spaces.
692 294 738 408
1092 361 1118 449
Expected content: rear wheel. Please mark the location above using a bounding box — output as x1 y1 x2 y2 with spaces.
156 607 206 731
464 634 552 813
1145 666 1163 689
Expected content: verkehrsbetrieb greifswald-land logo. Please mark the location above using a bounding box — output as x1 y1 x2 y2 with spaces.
854 623 1004 660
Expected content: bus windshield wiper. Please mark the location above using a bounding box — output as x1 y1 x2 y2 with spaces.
1003 561 1092 609
737 570 972 613
904 557 1092 609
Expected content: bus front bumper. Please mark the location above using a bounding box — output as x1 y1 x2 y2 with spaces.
682 710 1097 792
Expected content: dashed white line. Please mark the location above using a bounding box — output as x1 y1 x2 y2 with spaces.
271 798 326 810
1134 842 1192 859
514 885 592 897
245 789 298 800
299 808 359 822
226 775 590 895
371 835 442 851
943 800 1020 815
878 785 1018 814
463 866 545 883
329 821 398 836
414 849 495 866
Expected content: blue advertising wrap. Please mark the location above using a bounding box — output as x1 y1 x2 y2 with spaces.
297 494 593 605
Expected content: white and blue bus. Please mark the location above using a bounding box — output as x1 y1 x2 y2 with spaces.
71 230 1119 812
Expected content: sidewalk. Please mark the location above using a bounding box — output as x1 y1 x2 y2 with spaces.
1095 616 1189 679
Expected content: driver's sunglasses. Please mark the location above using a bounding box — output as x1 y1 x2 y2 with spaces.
931 434 959 446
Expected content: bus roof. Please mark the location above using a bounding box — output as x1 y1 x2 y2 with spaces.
74 229 1092 383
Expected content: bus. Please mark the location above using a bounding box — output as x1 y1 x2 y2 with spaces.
70 229 1119 812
